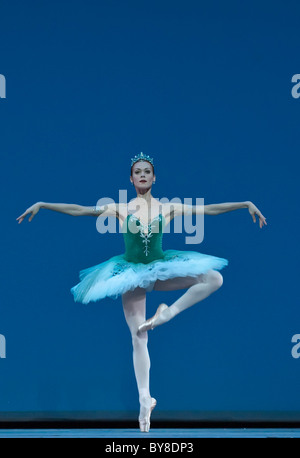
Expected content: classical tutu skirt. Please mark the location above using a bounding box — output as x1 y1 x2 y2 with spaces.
70 249 229 304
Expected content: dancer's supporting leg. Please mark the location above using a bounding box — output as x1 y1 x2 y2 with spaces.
152 269 224 327
122 287 152 419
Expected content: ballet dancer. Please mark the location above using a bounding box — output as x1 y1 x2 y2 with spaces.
16 152 267 432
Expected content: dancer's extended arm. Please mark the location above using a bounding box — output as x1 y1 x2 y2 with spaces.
170 201 267 229
203 201 267 228
16 201 118 223
204 201 249 215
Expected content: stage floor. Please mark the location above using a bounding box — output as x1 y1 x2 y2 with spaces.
0 428 300 438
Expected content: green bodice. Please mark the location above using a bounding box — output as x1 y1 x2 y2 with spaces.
122 213 166 264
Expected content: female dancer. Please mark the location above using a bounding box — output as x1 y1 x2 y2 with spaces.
16 152 267 432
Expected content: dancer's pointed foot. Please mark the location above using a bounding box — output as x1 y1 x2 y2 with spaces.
139 397 157 432
138 303 169 333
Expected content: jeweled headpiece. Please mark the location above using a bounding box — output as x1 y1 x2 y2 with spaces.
130 151 154 167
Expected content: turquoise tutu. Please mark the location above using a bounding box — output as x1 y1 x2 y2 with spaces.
71 212 229 304
70 249 228 304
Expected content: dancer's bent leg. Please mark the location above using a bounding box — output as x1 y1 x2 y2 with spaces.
122 287 152 418
152 269 224 327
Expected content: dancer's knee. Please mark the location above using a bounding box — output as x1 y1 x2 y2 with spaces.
132 331 148 349
206 270 223 290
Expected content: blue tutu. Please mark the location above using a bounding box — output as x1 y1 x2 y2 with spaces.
70 249 228 304
70 212 229 304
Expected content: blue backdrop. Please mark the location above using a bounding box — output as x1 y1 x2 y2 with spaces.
1 0 300 421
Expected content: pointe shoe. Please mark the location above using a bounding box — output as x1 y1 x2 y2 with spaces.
138 303 168 333
139 397 157 432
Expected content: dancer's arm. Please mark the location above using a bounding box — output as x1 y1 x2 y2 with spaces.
168 201 267 229
204 201 249 215
203 201 267 228
16 201 118 223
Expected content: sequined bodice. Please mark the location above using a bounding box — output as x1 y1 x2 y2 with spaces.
122 213 166 264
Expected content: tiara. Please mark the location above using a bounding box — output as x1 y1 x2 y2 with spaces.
130 152 154 167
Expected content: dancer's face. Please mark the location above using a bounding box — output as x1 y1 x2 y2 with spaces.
130 161 155 189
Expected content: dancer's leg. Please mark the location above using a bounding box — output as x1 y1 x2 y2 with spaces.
122 287 152 418
152 269 224 327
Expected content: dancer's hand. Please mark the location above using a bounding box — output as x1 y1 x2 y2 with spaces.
247 201 267 228
16 202 42 224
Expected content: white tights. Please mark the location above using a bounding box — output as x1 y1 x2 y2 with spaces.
122 287 152 419
153 269 223 327
121 269 224 418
